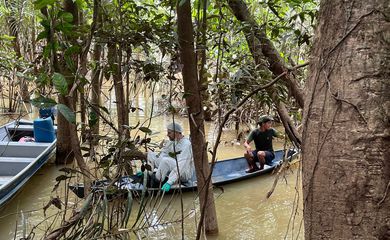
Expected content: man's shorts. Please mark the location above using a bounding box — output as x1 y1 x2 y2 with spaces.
252 150 275 165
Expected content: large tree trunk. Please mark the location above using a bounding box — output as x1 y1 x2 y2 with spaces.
176 0 219 236
302 1 390 239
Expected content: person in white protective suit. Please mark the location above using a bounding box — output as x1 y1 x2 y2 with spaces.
147 122 194 192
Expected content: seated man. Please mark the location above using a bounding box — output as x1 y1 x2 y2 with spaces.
243 115 281 173
146 122 194 192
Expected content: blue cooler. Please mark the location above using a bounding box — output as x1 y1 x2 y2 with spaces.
33 118 56 142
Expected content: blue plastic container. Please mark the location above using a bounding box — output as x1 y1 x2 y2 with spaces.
33 118 56 142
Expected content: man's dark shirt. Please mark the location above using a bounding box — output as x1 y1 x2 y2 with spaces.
247 128 279 153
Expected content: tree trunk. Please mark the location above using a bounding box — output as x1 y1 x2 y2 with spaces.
273 93 302 147
108 43 128 137
302 1 390 239
40 9 68 160
228 0 305 108
230 5 302 147
196 0 212 121
90 43 102 139
56 96 74 164
78 11 88 143
5 4 30 103
176 0 219 236
81 0 103 143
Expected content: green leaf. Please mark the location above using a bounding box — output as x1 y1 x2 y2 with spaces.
30 96 57 108
80 146 90 151
40 19 50 29
64 45 81 55
99 106 109 114
88 110 98 127
33 0 56 10
83 152 90 157
36 30 48 41
60 12 74 23
271 28 280 38
57 104 76 124
179 0 187 7
294 29 301 36
43 45 51 58
64 55 76 71
55 22 74 35
52 72 68 95
299 12 306 22
90 104 109 115
139 127 152 134
75 0 87 8
167 105 177 114
36 72 50 86
64 46 81 71
182 92 193 99
168 151 181 158
78 76 89 86
0 34 15 41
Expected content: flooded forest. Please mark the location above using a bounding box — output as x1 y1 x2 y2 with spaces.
0 0 388 239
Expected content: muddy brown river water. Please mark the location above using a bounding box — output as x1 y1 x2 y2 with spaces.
0 112 304 239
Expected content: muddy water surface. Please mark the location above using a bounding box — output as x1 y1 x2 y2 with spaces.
0 111 303 239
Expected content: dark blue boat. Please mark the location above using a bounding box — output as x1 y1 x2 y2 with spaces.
0 120 56 207
70 149 298 198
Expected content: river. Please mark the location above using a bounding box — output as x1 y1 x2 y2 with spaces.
0 104 304 239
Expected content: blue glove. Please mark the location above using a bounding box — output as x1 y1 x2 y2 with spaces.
161 182 171 192
136 171 143 177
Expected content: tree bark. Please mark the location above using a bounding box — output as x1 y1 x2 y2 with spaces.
78 9 88 143
272 92 302 147
196 0 212 121
302 1 390 239
228 0 305 108
40 4 73 164
87 0 102 140
176 0 219 236
90 43 103 139
108 43 128 137
231 6 302 147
